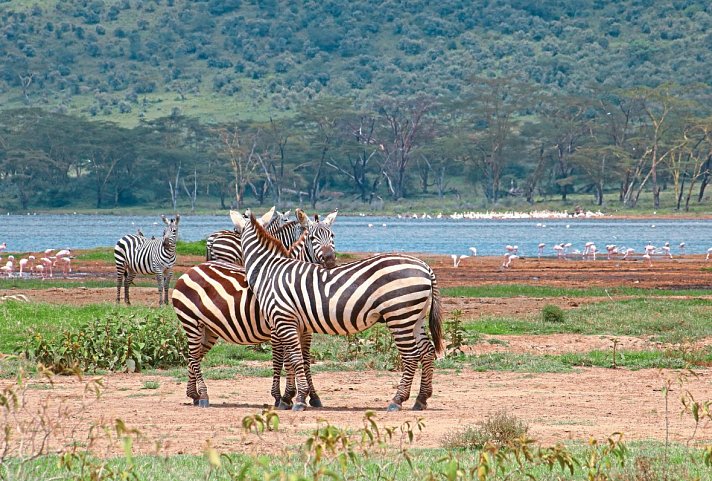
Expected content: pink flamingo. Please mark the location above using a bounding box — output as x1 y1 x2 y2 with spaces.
502 253 518 268
622 248 635 260
0 242 6 253
661 242 672 259
642 252 653 267
606 245 618 260
1 259 13 277
18 257 29 276
55 249 71 259
58 257 72 277
706 248 712 261
589 244 597 261
40 257 54 278
553 243 565 259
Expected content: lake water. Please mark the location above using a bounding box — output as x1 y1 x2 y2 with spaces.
0 213 709 257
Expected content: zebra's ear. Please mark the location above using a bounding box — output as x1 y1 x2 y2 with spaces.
260 206 276 225
296 209 310 228
161 214 169 225
174 214 180 225
230 210 246 231
322 210 338 226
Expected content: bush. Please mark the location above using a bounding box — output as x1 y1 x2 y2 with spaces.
542 304 565 323
442 410 529 449
23 311 187 373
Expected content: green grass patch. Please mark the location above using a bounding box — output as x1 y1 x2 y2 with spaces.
76 247 114 262
176 240 207 257
443 284 712 298
0 278 155 289
464 298 712 343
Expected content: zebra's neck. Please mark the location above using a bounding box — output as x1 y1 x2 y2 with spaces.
242 216 289 289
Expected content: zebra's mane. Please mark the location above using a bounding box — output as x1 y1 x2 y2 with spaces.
250 214 290 258
286 229 310 258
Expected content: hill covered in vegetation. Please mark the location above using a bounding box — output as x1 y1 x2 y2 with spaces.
1 0 712 213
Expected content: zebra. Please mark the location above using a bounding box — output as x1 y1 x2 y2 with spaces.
115 214 180 305
206 208 291 264
171 209 338 408
240 210 444 412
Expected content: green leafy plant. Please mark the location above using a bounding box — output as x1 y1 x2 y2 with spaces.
541 304 566 323
442 410 529 450
23 311 187 373
445 308 467 357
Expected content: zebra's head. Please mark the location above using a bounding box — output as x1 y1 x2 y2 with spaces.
231 207 275 234
161 214 180 249
296 208 337 268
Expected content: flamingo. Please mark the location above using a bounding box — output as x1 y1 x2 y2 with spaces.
0 242 6 253
679 242 686 255
502 253 518 268
0 260 13 277
537 243 545 259
589 244 597 261
583 241 594 259
18 257 29 277
35 264 45 278
55 249 71 259
40 257 54 278
642 252 653 267
468 247 478 257
553 243 565 259
661 242 672 259
606 245 618 260
644 243 655 256
58 257 72 277
451 254 469 268
706 248 712 261
622 248 635 260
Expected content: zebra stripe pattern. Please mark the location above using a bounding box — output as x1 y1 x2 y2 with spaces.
171 211 337 408
115 214 180 305
206 208 288 264
241 210 443 412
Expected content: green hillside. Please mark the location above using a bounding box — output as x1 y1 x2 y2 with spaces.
3 0 711 125
1 0 712 213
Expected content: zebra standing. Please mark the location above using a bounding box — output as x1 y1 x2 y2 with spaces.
205 207 274 261
171 210 338 408
240 211 443 412
115 214 180 305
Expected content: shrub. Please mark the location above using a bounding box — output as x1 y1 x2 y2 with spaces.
542 304 566 323
442 410 529 449
23 311 187 373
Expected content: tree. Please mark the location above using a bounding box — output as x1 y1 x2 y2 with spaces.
216 124 262 210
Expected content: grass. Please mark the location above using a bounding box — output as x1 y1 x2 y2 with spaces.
443 284 712 298
0 278 156 289
9 442 712 481
463 298 712 343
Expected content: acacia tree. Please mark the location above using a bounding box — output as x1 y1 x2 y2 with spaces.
458 77 532 203
216 124 263 210
376 96 434 200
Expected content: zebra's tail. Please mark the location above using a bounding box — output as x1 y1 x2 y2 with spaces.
428 267 445 357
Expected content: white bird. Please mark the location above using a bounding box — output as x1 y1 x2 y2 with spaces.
502 253 518 268
706 248 712 261
468 247 478 257
18 258 29 276
58 257 72 276
553 244 565 259
55 249 71 259
661 242 672 259
589 244 597 261
622 248 635 260
537 243 545 258
606 245 618 260
40 257 54 278
642 252 653 267
0 242 6 252
1 261 13 277
644 243 655 256
679 242 686 255
451 254 469 268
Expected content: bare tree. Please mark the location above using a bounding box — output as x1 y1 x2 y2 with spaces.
217 126 262 210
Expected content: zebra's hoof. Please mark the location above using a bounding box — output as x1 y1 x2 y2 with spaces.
192 399 200 406
412 400 427 411
291 402 307 412
277 400 292 410
386 402 402 412
309 397 323 408
198 399 210 408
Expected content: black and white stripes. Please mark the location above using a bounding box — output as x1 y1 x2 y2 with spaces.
115 214 180 305
240 210 443 412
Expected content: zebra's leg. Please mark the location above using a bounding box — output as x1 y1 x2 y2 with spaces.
300 332 322 408
386 321 422 412
162 271 172 305
190 325 218 407
156 272 165 306
280 326 309 411
116 269 123 304
124 272 136 305
413 337 437 411
270 333 290 409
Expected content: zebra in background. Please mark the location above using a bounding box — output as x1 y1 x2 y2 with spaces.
240 211 443 412
115 214 180 305
171 210 338 408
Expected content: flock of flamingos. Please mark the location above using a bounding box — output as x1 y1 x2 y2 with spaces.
0 243 72 278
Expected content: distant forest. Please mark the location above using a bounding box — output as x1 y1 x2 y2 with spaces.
1 0 712 212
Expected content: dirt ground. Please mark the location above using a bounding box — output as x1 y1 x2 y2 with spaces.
2 252 712 455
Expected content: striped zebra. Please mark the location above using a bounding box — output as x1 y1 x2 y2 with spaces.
171 210 338 408
205 207 275 261
115 214 180 305
240 211 444 412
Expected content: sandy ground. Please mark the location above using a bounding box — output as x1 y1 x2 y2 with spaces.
2 252 711 455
